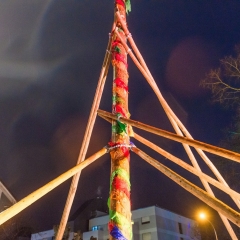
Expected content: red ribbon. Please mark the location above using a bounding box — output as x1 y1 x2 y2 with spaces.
115 0 125 8
112 40 128 67
114 53 128 67
108 221 114 232
114 104 127 117
122 147 130 158
112 176 130 199
112 40 121 49
108 141 117 147
114 78 128 91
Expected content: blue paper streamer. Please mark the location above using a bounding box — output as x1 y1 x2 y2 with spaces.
110 225 127 240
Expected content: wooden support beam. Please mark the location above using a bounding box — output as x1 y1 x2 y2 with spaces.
0 148 107 226
55 24 114 240
98 109 240 163
132 147 240 227
99 115 240 207
133 133 240 203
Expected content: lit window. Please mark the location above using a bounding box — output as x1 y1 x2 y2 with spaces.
142 232 151 240
141 216 150 224
92 226 98 231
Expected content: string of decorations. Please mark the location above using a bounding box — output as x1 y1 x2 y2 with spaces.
108 0 134 240
109 1 132 239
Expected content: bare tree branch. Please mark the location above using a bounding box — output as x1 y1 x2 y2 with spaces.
201 45 240 107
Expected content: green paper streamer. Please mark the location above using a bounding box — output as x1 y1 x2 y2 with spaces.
113 95 125 104
110 168 130 190
112 95 125 105
116 113 122 118
117 120 127 134
109 210 132 233
115 46 121 53
112 95 116 103
125 0 131 14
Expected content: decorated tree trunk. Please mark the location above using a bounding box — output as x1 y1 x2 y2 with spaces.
108 1 132 239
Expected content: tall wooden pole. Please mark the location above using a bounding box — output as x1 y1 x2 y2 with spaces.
108 1 132 239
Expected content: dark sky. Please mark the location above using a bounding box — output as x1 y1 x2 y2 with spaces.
1 0 240 238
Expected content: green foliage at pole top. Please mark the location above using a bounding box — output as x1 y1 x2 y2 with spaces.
125 0 131 14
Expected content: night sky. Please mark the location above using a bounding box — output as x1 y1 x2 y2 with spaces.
1 0 240 238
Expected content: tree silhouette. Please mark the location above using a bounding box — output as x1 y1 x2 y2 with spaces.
201 45 240 107
0 217 33 240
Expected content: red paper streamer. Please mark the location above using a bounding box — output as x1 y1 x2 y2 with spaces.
108 142 130 157
114 53 128 67
114 104 127 117
120 146 129 158
108 141 117 147
112 40 122 49
114 78 128 91
112 176 130 199
115 0 125 8
108 221 115 232
112 41 128 67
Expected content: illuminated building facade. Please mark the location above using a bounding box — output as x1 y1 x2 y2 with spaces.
83 206 201 240
31 201 201 240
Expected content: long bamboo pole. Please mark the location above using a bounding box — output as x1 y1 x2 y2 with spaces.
0 148 107 226
98 110 240 163
55 28 114 240
133 133 240 201
132 147 240 227
108 1 132 239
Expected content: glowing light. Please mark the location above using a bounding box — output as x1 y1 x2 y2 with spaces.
199 212 206 220
198 212 218 240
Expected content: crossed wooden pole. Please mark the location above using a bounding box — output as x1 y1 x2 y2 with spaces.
0 3 240 240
